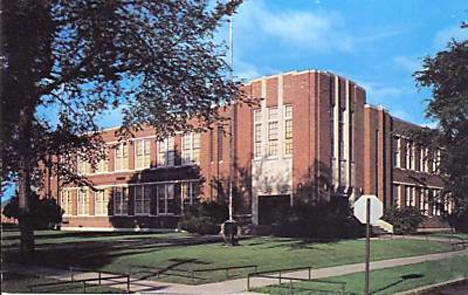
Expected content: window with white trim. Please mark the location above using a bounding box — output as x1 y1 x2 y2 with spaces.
95 189 110 216
60 189 73 216
284 105 293 155
393 184 401 207
393 136 401 168
406 141 413 170
135 139 151 169
95 157 109 173
113 187 128 215
134 185 151 215
267 107 278 157
253 109 262 158
157 183 175 214
181 182 200 211
158 137 175 166
420 148 427 172
182 133 201 165
115 143 129 171
77 156 91 175
77 189 89 216
405 185 414 207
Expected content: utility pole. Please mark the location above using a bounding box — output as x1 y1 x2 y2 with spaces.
228 15 234 221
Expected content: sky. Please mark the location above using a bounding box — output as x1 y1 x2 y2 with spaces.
2 0 467 201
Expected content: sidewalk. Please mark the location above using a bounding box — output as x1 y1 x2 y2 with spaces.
5 247 468 294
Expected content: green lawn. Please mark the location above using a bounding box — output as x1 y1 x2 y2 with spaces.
4 234 455 284
414 231 468 241
2 271 125 293
254 255 468 295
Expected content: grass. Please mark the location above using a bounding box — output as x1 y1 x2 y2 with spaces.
3 231 455 284
254 255 468 295
1 271 125 293
414 231 468 241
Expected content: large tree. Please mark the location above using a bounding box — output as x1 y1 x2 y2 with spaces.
410 24 468 209
1 0 243 256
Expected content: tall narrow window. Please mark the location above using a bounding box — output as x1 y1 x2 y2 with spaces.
77 156 91 175
95 189 110 216
406 142 413 170
393 184 401 207
77 189 89 216
217 127 224 161
134 185 150 215
253 109 262 158
60 189 73 216
182 133 201 165
135 139 151 169
284 105 293 155
115 143 129 171
113 187 128 215
95 151 109 173
158 137 175 166
405 186 414 207
420 148 426 172
181 182 199 212
267 107 278 157
393 136 401 168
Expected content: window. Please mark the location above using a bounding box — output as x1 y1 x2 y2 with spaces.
284 105 293 155
406 141 413 170
267 107 279 157
217 127 224 161
420 148 427 172
182 133 201 165
60 189 73 216
95 157 109 173
157 183 175 215
393 184 401 207
405 186 414 207
393 136 401 168
77 189 89 216
253 109 262 158
77 156 91 175
115 143 129 171
134 185 151 215
95 189 110 216
158 137 175 166
113 187 128 215
135 139 151 169
181 182 200 211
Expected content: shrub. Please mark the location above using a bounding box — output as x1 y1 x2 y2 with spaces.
272 198 364 239
382 206 425 234
178 201 228 235
448 204 468 233
2 193 63 230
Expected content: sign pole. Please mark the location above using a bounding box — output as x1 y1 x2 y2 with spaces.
365 197 371 295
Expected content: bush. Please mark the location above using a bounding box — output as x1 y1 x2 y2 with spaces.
272 198 364 239
382 206 425 234
178 201 228 235
448 205 468 233
2 193 63 230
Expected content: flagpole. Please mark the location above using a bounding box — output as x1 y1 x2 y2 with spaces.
228 15 234 221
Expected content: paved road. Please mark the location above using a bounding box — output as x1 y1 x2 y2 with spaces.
5 247 468 294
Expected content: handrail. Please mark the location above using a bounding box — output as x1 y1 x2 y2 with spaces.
193 264 258 273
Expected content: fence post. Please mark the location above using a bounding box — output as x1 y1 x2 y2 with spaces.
308 267 311 280
247 274 250 291
83 281 86 293
279 271 282 285
226 268 229 278
70 267 74 282
98 272 101 285
127 275 130 293
289 279 293 295
191 270 194 283
254 265 258 273
342 283 345 295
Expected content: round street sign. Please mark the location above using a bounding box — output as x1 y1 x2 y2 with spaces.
353 194 383 225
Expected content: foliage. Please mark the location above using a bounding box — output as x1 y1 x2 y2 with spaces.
271 199 364 239
447 204 468 232
407 25 468 206
3 193 63 230
178 201 228 235
383 206 425 234
1 0 243 252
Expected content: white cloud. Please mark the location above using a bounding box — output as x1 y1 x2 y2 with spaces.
235 1 353 53
432 25 468 49
393 56 422 73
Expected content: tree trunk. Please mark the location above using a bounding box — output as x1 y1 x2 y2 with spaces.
18 103 35 258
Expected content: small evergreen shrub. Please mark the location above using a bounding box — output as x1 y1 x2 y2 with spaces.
178 201 228 235
382 206 425 234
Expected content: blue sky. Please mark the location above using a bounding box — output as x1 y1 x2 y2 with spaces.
2 0 467 201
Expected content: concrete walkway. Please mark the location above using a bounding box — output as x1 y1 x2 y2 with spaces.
5 248 468 294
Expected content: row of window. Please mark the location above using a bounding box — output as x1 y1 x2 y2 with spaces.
253 105 293 158
393 184 452 216
77 133 201 175
60 182 199 216
393 136 440 173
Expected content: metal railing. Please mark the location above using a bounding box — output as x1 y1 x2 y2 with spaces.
247 266 346 294
28 267 131 293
